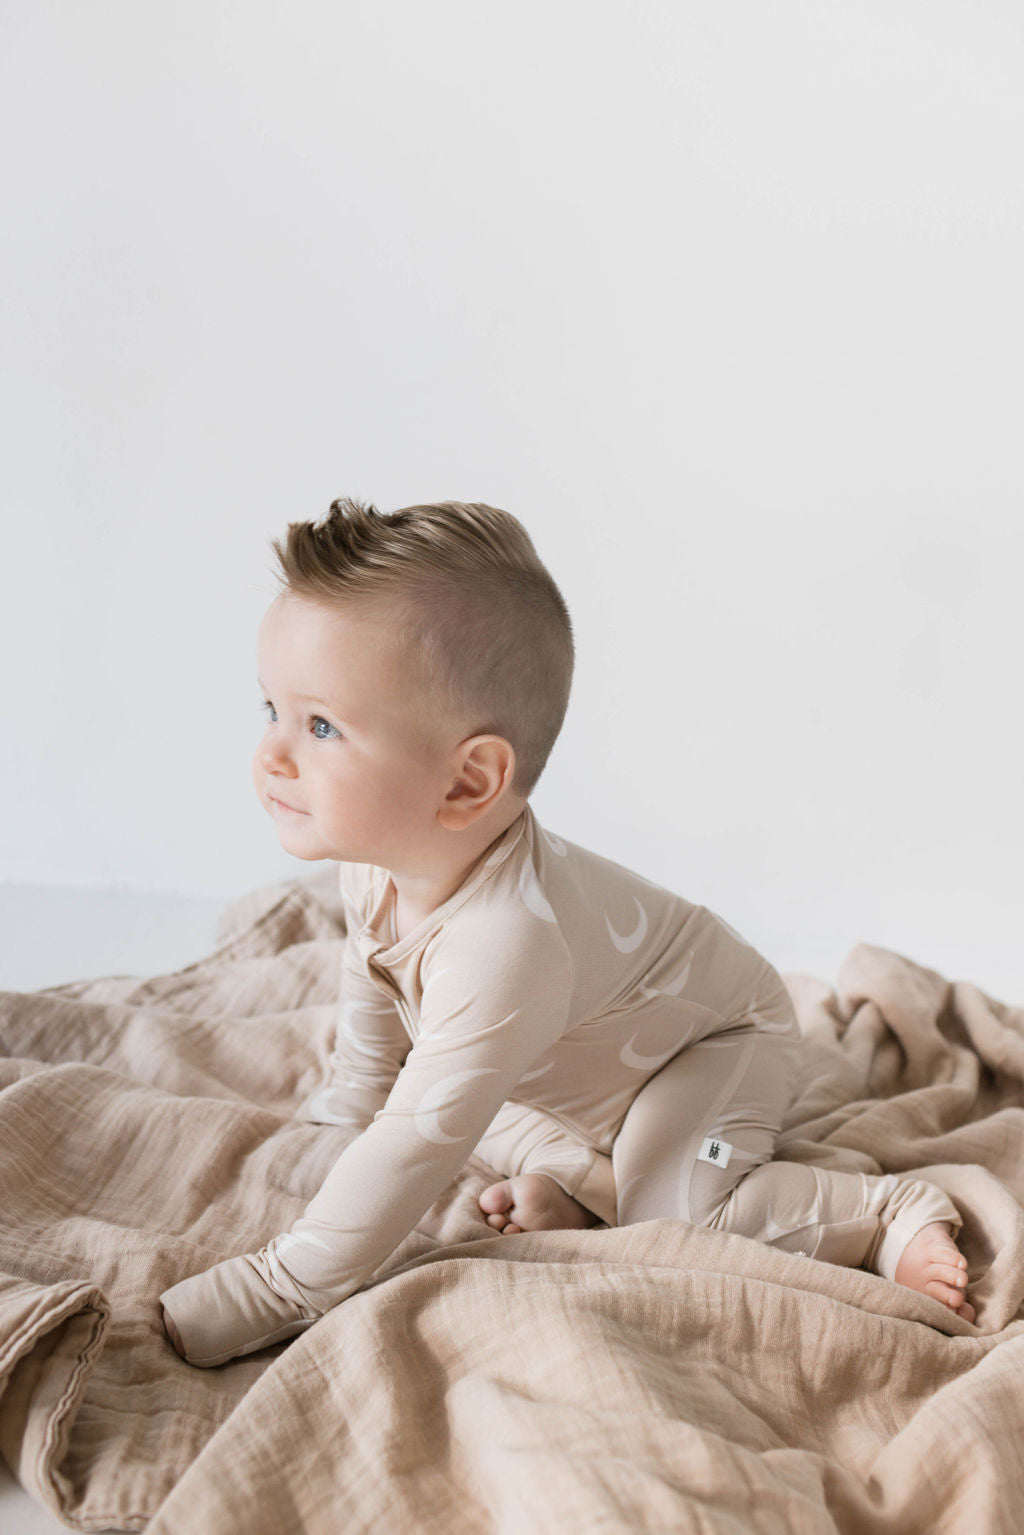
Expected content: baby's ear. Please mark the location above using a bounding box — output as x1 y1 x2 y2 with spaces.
437 735 517 829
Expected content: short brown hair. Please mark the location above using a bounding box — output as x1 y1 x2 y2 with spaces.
268 498 574 796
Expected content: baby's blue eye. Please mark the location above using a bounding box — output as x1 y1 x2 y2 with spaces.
259 699 339 741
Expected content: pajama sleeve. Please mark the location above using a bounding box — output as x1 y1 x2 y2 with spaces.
293 926 410 1134
160 907 573 1366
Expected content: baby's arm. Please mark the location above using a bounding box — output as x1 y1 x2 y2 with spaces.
160 915 573 1366
293 926 409 1133
162 923 409 1364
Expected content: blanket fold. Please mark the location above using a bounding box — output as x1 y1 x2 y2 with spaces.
0 1275 111 1528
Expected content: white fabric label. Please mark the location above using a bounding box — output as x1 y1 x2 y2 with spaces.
697 1136 733 1168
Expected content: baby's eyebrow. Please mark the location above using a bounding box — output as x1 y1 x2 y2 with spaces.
257 677 337 710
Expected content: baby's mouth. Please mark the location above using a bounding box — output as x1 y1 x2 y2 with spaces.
269 794 310 816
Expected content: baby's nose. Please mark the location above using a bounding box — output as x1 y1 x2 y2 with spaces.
257 738 296 775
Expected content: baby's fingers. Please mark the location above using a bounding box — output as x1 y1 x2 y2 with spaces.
162 1305 186 1358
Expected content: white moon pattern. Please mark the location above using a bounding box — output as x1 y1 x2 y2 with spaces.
414 1066 500 1143
518 1058 555 1083
274 1230 334 1255
335 1001 367 1047
605 898 648 953
746 1007 790 1034
541 827 568 856
302 1088 365 1127
639 954 693 1000
518 860 557 923
336 997 393 1046
421 967 453 996
619 1035 684 1071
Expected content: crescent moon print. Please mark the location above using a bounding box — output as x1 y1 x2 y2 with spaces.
303 1088 365 1127
421 967 453 996
615 1171 647 1208
274 1231 335 1256
541 827 568 856
746 1007 791 1033
335 1002 363 1046
618 1035 684 1070
605 898 649 953
518 1058 555 1083
518 860 557 923
336 997 393 1046
639 954 693 1000
414 1066 501 1143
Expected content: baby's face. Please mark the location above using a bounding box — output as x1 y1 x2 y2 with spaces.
253 593 458 871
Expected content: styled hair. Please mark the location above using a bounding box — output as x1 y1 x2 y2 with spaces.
268 498 574 797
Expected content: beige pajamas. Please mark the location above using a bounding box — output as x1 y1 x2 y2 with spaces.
161 808 959 1365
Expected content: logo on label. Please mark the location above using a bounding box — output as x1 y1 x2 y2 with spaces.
697 1136 733 1168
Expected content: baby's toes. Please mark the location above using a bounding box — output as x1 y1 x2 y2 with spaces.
486 1211 509 1231
925 1277 971 1309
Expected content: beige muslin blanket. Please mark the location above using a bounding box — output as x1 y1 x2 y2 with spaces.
1 861 1023 1534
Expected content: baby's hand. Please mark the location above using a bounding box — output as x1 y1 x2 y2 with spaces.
159 1255 319 1366
162 1304 186 1358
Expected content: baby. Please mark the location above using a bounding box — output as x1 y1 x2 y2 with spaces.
161 498 972 1366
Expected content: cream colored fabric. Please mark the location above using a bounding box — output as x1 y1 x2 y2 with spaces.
2 865 1024 1531
160 809 957 1364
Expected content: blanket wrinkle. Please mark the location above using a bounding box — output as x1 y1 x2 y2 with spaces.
0 1277 111 1529
1 864 1023 1533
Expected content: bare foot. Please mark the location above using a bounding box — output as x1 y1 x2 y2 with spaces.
162 1304 187 1358
894 1222 976 1322
479 1173 600 1235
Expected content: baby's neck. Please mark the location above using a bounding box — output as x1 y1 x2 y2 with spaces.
388 802 527 941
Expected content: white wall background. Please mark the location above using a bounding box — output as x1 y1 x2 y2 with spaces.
2 0 1022 998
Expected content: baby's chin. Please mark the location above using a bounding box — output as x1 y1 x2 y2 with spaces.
272 825 326 860
265 803 328 859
